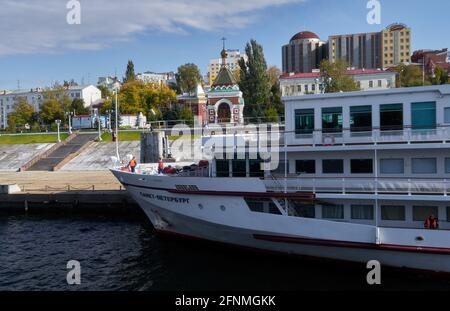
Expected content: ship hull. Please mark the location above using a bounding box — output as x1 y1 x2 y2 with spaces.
112 170 450 273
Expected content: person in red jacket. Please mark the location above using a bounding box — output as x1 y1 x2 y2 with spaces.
158 158 164 174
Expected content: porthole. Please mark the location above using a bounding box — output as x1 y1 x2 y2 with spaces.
198 204 204 210
220 205 226 211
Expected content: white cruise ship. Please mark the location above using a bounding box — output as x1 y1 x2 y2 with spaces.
112 85 450 273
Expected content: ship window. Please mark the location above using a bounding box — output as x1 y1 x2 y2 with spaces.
322 159 344 174
351 159 373 174
444 107 450 123
381 205 405 221
322 204 344 219
380 159 404 174
413 206 438 221
295 109 315 135
380 104 403 131
350 105 372 132
289 201 315 218
322 107 343 133
232 160 246 177
216 160 229 177
411 102 436 130
412 158 437 174
446 158 450 174
296 160 316 174
249 159 264 177
351 205 374 220
245 198 281 215
447 207 450 222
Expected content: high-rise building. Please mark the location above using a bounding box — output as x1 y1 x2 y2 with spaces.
207 49 247 87
381 23 411 68
282 31 327 73
328 32 382 69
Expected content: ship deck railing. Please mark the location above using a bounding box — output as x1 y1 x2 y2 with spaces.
264 175 450 197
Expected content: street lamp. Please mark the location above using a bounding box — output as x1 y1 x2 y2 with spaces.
55 119 61 143
114 90 120 162
65 111 74 134
94 109 102 142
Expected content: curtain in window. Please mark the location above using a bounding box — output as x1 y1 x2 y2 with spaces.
413 206 438 221
446 158 450 174
322 204 344 219
350 106 372 132
322 107 343 133
445 107 450 124
295 109 315 135
411 102 436 130
351 205 374 220
380 104 403 131
412 158 437 174
380 159 404 174
381 205 405 221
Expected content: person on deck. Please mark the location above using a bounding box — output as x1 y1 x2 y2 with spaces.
158 157 164 174
128 157 137 173
424 214 439 230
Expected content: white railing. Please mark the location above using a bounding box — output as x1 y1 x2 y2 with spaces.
292 126 450 146
264 176 450 197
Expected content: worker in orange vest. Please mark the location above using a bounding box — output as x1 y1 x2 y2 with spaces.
128 156 137 173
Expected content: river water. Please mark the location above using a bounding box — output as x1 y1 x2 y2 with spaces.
0 212 449 291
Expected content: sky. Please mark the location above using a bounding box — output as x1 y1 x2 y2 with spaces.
0 0 449 90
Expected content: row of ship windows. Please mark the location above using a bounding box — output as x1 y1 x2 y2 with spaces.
245 198 449 222
295 102 448 134
295 158 450 175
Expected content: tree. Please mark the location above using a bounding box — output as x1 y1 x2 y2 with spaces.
176 63 203 94
179 106 194 126
393 64 426 87
40 99 65 125
431 65 449 85
97 85 112 99
267 66 283 115
239 39 271 122
7 97 35 131
71 98 89 115
124 60 136 83
320 60 360 93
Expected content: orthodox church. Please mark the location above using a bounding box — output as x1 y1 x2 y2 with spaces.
206 47 245 124
176 45 245 125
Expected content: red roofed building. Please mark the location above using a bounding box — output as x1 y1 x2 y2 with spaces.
280 69 396 96
411 49 450 76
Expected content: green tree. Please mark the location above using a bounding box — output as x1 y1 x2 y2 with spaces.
239 39 271 122
71 98 89 115
97 85 112 99
394 64 426 87
267 66 283 116
124 60 136 83
320 60 359 93
431 65 449 85
179 106 194 126
176 63 203 94
7 97 35 131
40 99 65 125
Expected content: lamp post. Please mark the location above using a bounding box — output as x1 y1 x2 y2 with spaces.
94 109 102 142
65 111 74 134
114 90 120 161
55 119 61 143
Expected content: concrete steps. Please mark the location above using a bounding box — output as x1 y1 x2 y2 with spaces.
27 133 98 171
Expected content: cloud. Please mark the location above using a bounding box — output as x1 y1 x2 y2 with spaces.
0 0 304 56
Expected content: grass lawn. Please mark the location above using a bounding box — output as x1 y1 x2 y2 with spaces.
101 131 142 142
0 133 69 144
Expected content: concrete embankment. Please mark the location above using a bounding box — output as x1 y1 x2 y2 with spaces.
0 144 54 172
0 171 139 213
60 141 141 171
